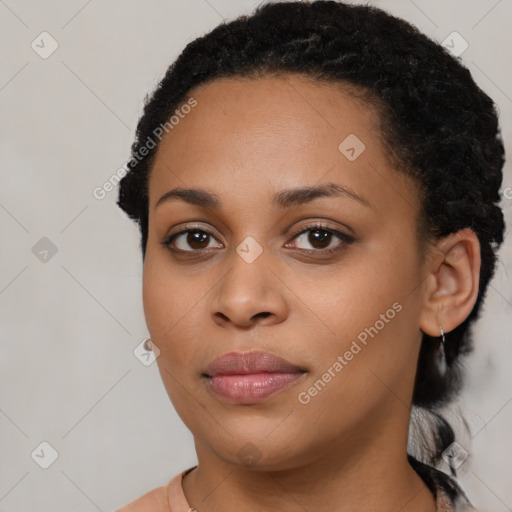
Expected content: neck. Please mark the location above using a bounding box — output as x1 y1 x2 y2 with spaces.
181 407 437 512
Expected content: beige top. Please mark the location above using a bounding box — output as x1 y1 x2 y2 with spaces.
116 466 467 512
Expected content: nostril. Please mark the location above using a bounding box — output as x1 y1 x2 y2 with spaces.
213 311 272 324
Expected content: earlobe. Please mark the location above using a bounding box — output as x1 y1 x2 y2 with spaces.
419 228 481 337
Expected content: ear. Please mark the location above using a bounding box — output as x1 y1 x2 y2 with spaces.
419 228 481 337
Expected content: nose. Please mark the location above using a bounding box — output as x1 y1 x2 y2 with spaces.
210 251 289 329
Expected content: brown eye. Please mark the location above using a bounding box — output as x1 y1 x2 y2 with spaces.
292 229 339 251
307 229 332 249
186 230 210 249
287 224 354 253
166 228 223 252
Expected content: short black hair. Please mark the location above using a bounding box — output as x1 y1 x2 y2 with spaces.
117 0 505 490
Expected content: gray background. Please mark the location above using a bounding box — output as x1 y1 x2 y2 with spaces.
1 1 511 510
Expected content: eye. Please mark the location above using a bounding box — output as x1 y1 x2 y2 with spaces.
162 222 353 255
163 227 223 252
285 222 354 253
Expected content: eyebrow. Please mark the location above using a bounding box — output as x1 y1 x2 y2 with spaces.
155 182 371 210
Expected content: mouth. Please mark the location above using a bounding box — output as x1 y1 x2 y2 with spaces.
202 350 307 404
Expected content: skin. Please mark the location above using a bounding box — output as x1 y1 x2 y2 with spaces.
142 74 480 512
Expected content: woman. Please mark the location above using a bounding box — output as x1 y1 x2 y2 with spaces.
116 1 505 510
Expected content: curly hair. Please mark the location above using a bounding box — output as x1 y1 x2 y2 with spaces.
117 0 505 494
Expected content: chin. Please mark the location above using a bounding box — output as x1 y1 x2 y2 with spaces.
201 427 316 472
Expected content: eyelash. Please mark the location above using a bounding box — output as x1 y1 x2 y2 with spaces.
161 221 354 256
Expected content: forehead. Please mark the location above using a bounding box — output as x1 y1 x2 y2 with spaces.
152 74 380 169
148 74 415 216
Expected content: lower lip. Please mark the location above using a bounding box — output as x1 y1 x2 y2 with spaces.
205 372 305 404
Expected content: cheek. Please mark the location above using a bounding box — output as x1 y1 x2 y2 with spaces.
312 245 417 334
142 256 173 339
142 252 210 368
291 276 420 434
143 254 189 344
303 236 424 382
142 254 215 429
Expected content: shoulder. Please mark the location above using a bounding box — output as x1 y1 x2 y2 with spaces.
115 484 169 512
115 468 196 512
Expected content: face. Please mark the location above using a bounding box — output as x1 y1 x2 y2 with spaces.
143 74 430 470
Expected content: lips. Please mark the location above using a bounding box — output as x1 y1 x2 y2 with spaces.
203 351 307 404
205 351 305 376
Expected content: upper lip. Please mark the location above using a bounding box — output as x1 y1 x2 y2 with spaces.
204 351 305 377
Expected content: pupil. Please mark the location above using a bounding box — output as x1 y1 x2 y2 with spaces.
309 230 331 248
188 231 209 249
